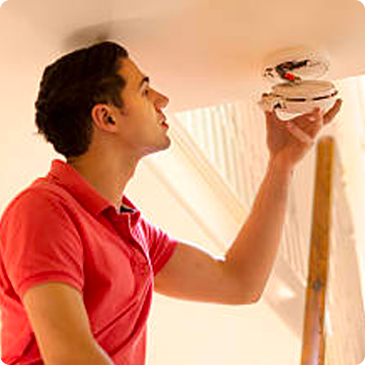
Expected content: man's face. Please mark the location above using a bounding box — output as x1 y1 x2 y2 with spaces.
111 57 171 156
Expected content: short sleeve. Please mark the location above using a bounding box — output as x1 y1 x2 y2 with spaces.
0 189 84 301
141 218 178 276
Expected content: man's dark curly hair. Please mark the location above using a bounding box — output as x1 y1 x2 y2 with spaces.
34 41 129 159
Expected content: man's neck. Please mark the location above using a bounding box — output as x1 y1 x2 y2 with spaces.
67 154 138 212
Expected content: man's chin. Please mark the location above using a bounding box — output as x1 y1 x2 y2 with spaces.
156 140 171 153
143 140 171 157
163 138 171 150
157 135 172 150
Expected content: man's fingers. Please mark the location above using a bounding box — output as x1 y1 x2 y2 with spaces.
265 109 278 120
258 95 273 115
286 122 314 144
323 99 343 125
290 108 323 139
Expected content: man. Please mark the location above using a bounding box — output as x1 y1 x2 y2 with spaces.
0 41 342 365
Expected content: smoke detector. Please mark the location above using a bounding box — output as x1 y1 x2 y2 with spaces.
259 47 339 118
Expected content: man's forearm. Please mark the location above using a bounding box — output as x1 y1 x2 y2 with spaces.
224 155 294 302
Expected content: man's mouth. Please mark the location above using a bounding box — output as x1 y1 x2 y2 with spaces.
159 114 169 129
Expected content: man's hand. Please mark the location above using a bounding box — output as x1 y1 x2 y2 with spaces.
262 97 343 169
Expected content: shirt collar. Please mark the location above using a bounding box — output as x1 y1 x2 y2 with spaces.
45 159 138 217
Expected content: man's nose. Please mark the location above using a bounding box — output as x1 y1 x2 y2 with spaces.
156 91 169 109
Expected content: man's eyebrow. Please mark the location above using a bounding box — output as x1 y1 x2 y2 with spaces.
139 76 150 90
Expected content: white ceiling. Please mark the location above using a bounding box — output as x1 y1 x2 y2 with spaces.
1 0 365 113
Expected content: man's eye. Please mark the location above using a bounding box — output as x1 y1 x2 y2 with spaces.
143 88 149 96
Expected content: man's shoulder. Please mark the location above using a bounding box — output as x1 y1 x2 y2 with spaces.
1 180 69 224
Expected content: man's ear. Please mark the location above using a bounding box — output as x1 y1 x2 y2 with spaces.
91 104 115 130
107 117 115 125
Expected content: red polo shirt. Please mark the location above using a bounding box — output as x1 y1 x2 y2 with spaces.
0 159 178 365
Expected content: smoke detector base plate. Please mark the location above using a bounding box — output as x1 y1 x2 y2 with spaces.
262 47 331 83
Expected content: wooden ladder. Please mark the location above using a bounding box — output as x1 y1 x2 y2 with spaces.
300 137 335 365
